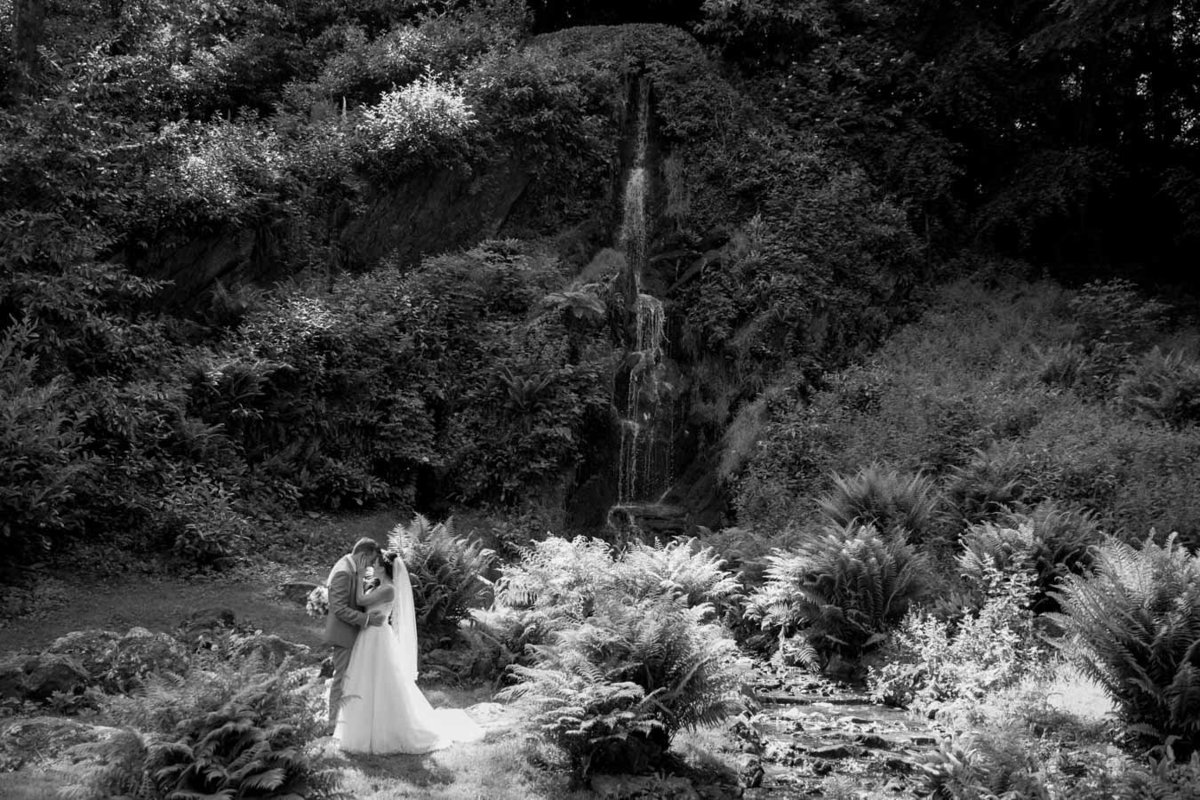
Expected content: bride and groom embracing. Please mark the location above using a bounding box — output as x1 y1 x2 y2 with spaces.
324 537 484 754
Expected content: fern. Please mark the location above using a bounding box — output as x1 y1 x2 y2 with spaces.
389 513 497 642
500 593 745 780
613 537 743 610
944 443 1034 526
962 503 1100 613
817 463 944 544
1049 533 1200 759
746 523 931 664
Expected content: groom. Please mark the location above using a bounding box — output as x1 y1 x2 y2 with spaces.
324 536 385 730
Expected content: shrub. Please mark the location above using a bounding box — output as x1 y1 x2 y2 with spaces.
1049 533 1200 760
469 535 743 680
613 537 742 611
817 463 944 545
0 317 93 557
989 503 1101 612
869 562 1042 712
944 443 1035 527
746 523 931 666
164 117 292 227
1118 347 1200 427
501 593 744 783
68 660 336 800
1069 278 1166 353
148 668 334 799
357 74 477 174
157 475 253 568
389 514 497 646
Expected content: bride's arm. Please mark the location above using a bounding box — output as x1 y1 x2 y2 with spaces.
357 582 395 609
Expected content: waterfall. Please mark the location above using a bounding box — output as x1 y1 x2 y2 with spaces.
614 80 674 509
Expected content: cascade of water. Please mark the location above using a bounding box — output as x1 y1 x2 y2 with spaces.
613 80 674 509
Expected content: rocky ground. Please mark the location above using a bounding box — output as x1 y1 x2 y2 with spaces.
736 664 942 799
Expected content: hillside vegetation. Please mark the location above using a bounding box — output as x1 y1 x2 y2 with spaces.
4 1 1200 797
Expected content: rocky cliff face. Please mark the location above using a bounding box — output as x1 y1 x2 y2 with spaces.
139 159 533 306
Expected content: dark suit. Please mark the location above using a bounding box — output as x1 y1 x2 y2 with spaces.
323 555 368 725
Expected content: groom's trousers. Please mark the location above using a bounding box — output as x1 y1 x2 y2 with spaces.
328 644 353 725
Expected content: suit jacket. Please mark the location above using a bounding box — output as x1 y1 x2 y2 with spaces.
323 555 368 648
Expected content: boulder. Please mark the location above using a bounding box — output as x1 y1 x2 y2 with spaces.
280 581 319 605
45 629 122 680
591 774 700 799
21 653 89 701
0 657 29 701
234 633 312 666
177 607 238 649
107 628 188 692
0 716 122 771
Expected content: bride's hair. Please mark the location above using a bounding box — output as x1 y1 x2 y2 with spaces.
379 550 400 580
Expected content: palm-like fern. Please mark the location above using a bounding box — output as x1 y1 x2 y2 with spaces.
146 668 341 799
963 503 1100 612
1049 533 1200 759
944 444 1033 525
747 523 931 664
67 664 340 800
59 728 155 800
501 593 745 779
614 537 743 610
390 513 497 642
817 463 944 544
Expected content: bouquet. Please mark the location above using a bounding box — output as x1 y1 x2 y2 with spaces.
306 585 329 618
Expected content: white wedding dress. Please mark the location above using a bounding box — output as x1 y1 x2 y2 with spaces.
334 561 484 755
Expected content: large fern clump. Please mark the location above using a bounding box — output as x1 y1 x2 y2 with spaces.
944 443 1035 526
501 593 745 783
389 513 497 644
472 535 741 674
1049 533 1200 759
612 537 743 610
817 463 945 545
961 503 1100 613
746 523 932 666
64 660 338 800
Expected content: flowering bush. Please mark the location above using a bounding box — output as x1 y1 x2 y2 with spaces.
357 75 477 174
305 585 329 618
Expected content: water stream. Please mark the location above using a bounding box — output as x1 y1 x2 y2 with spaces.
613 80 676 519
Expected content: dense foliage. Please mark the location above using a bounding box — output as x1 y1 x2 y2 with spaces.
1050 534 1200 761
731 276 1200 547
487 535 745 782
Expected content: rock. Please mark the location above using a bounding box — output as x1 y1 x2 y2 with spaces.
44 629 122 680
697 784 740 800
177 607 238 649
0 658 28 700
182 607 237 630
22 653 89 701
737 755 764 788
591 774 700 799
857 733 893 749
234 633 311 666
808 743 858 759
107 629 188 691
280 581 319 604
0 716 122 771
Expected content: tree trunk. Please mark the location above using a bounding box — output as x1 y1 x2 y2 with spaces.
12 0 46 82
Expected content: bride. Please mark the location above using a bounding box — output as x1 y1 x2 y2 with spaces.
335 549 484 754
